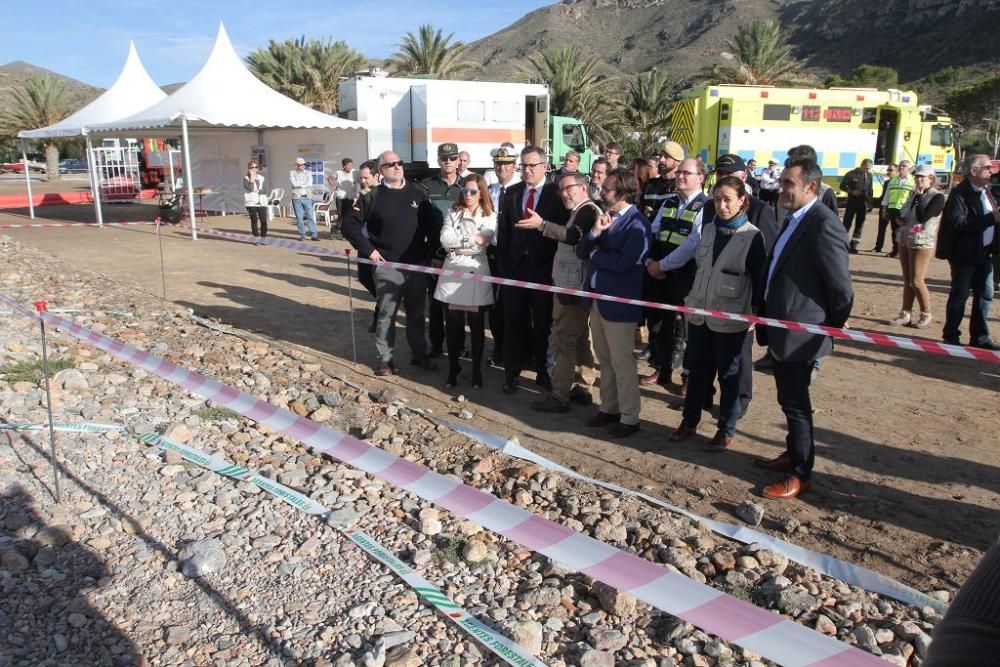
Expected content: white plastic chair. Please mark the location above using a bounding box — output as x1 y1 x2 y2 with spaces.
266 188 285 220
313 189 335 233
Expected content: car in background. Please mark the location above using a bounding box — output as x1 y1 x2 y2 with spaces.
58 158 88 174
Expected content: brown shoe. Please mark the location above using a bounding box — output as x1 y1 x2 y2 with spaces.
375 361 396 377
639 370 660 386
762 475 811 499
753 452 792 472
608 421 640 438
668 422 697 442
703 430 732 452
586 411 620 427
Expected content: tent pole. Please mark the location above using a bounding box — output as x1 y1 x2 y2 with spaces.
85 135 104 227
20 140 35 220
181 114 197 240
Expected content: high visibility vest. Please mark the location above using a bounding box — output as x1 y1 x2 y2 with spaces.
887 175 914 210
650 192 707 261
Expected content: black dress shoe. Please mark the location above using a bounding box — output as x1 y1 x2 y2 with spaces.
586 411 620 427
608 422 640 438
502 380 519 394
972 339 1000 351
668 422 697 441
568 386 593 406
531 396 570 413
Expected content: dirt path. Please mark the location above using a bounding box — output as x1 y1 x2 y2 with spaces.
3 201 998 594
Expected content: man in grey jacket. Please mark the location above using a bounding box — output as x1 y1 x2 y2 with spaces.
517 172 600 412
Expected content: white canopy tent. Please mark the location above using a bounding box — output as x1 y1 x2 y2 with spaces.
86 23 368 239
16 41 166 223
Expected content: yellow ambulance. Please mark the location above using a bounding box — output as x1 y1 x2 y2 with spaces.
670 84 955 191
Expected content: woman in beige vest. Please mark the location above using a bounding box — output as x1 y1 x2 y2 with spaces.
887 163 944 329
669 176 768 451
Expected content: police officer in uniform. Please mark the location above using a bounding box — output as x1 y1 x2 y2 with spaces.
421 142 464 357
641 157 709 390
640 141 685 219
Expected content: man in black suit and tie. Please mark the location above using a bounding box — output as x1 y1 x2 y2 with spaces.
754 157 854 499
495 145 569 393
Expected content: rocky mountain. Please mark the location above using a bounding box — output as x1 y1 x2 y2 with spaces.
463 0 1000 87
0 61 102 116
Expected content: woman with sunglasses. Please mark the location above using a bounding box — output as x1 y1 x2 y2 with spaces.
434 174 497 388
242 161 268 241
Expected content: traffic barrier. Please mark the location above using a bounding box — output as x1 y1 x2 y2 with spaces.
139 432 546 667
444 420 948 614
0 291 885 666
191 224 1000 365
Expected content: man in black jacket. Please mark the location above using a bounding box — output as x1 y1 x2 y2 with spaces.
938 154 1000 350
495 145 570 393
342 151 441 375
754 158 853 500
840 159 875 254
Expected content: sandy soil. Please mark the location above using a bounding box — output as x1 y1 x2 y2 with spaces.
2 200 997 596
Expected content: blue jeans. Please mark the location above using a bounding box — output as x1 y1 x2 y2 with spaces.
943 259 994 344
291 197 317 239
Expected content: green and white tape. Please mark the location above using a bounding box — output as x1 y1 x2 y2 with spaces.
139 432 547 667
0 422 126 434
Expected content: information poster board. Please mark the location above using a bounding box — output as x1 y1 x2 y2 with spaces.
296 144 326 191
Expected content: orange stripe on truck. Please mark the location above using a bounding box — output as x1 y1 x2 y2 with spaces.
418 128 527 144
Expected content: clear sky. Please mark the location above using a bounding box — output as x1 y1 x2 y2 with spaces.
4 0 553 88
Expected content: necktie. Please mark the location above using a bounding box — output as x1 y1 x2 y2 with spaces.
523 188 536 220
498 185 506 217
779 213 792 236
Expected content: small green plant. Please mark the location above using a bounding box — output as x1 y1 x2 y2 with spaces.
0 358 74 384
432 536 467 566
193 405 241 421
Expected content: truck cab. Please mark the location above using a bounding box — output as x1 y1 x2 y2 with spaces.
551 116 593 174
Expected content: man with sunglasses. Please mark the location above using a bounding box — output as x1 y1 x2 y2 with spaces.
342 151 439 376
421 143 464 358
495 145 570 394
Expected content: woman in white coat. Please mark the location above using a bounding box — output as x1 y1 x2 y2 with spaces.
435 173 496 389
242 160 268 241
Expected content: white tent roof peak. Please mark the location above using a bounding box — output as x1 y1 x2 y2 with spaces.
18 40 166 138
87 22 365 132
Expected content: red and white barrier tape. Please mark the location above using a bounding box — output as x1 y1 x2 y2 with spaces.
191 224 1000 366
0 291 885 666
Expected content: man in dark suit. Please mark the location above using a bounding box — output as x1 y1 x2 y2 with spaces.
937 154 1000 349
754 157 854 500
495 145 570 393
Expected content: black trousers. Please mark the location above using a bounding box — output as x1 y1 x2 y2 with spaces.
874 208 902 254
683 324 748 437
487 250 504 362
842 198 867 247
247 206 268 237
425 276 446 353
772 360 815 480
650 266 694 375
502 281 552 384
446 305 486 376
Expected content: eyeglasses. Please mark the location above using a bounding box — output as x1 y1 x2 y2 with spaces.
675 170 699 177
604 150 620 156
440 156 458 162
460 187 479 195
249 166 258 169
600 186 616 193
380 160 404 169
520 162 545 169
559 184 583 192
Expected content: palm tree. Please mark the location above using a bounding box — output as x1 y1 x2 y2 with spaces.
517 45 619 145
386 25 476 79
622 69 684 154
247 37 366 113
707 20 805 86
0 75 72 180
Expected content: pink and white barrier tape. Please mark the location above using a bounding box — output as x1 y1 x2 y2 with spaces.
193 224 1000 366
0 221 158 229
0 291 884 666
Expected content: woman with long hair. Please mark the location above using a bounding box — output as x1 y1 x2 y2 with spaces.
888 163 945 329
242 160 268 241
631 156 654 193
669 175 767 451
434 174 497 388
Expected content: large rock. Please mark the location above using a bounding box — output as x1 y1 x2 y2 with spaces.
592 581 637 617
511 621 543 653
735 500 764 526
53 368 88 391
178 538 227 577
588 627 627 651
579 649 615 667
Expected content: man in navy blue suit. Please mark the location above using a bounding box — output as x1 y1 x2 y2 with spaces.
576 168 651 438
754 157 854 499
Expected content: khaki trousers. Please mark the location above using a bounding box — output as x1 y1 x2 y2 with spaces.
590 302 641 425
550 298 596 401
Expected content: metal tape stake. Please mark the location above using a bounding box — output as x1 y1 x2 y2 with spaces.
155 217 167 301
33 301 61 503
345 248 358 364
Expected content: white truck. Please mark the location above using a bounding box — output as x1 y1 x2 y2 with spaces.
337 71 592 175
